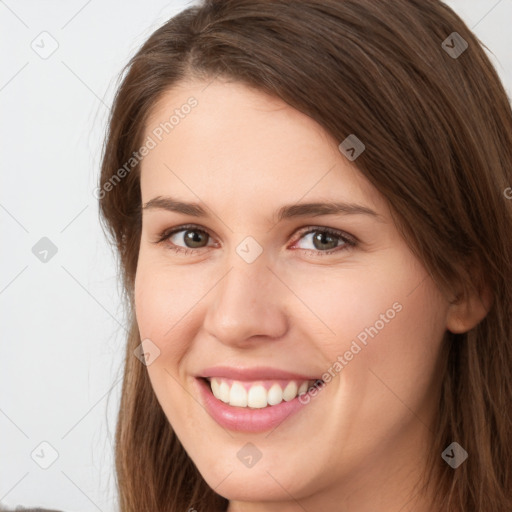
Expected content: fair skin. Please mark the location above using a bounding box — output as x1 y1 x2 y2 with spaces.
134 78 488 512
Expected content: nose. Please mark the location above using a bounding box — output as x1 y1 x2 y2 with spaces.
202 252 289 348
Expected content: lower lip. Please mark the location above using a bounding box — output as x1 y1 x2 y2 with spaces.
196 378 309 433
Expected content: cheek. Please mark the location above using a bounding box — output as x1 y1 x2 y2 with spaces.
286 251 447 383
134 260 192 398
134 251 205 346
366 282 448 385
279 258 415 355
134 254 200 424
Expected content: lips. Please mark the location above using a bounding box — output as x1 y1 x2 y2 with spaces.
198 365 321 382
195 366 324 432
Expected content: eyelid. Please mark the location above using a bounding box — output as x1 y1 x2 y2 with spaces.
291 225 358 246
154 223 357 255
154 223 215 244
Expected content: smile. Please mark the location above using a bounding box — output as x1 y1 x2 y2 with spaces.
195 368 324 432
207 377 315 408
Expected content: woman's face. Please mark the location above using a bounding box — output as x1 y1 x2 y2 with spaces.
135 79 452 509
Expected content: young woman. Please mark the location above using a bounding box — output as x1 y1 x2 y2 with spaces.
98 0 512 510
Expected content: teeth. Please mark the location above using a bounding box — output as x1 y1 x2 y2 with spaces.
298 381 309 395
267 383 283 405
283 381 298 401
229 382 248 407
247 385 267 408
211 377 220 398
208 377 317 408
218 380 230 403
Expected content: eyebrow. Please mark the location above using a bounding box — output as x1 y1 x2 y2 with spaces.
142 196 382 222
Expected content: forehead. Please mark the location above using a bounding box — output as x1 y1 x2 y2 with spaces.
140 79 385 219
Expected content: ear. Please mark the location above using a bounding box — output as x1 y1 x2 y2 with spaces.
446 279 493 334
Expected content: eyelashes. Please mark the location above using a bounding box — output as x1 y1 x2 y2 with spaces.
290 226 357 255
153 223 358 257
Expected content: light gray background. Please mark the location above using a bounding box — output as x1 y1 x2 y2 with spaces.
1 1 511 511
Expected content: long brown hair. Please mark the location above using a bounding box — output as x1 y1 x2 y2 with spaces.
98 1 512 510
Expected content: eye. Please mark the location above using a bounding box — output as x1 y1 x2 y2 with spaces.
153 224 357 256
154 224 215 255
291 226 356 256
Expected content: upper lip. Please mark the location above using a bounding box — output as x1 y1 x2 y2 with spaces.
198 366 322 381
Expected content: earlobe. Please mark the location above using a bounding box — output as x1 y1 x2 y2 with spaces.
446 281 493 334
